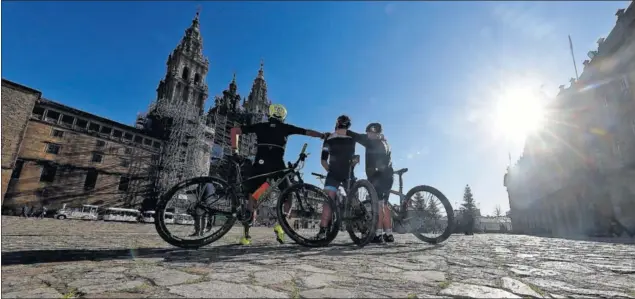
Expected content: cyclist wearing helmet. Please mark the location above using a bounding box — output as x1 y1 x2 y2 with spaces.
317 115 358 240
230 103 325 245
345 122 394 243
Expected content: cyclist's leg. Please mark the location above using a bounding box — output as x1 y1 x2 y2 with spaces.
380 170 395 242
241 165 266 245
273 170 291 244
368 173 386 243
317 173 341 239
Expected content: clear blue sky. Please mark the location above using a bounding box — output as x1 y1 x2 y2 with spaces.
2 1 629 215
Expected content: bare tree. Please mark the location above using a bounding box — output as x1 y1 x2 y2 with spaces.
494 205 502 217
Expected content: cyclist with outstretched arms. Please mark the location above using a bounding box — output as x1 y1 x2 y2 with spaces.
345 123 395 243
230 104 325 245
316 115 359 239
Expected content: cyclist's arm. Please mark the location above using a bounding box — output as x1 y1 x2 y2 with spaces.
230 124 256 151
346 130 370 147
283 123 325 138
321 140 330 172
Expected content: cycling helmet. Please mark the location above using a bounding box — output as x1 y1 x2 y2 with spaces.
268 104 287 121
366 122 382 134
336 115 351 129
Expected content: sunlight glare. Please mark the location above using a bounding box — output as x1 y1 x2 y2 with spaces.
493 86 546 143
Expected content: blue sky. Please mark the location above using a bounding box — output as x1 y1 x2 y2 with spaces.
2 1 629 215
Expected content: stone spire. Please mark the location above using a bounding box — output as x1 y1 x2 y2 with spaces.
243 60 270 119
176 9 205 62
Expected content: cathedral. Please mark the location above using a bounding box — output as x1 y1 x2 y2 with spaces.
140 10 272 195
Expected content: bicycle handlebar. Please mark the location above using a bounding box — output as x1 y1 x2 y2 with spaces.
290 143 309 170
311 172 326 179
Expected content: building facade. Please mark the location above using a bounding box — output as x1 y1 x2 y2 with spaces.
505 2 635 237
1 89 163 214
1 80 41 203
141 11 214 199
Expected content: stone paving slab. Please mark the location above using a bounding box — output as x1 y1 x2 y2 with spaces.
2 217 635 298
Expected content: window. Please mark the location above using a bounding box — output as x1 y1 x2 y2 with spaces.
182 67 190 80
75 119 88 130
32 106 45 119
45 110 60 123
12 159 25 179
61 115 74 126
91 152 103 163
51 129 64 138
96 140 106 147
40 164 57 183
118 176 130 192
84 170 98 190
120 160 130 167
134 135 143 144
123 133 133 141
88 123 100 132
45 143 61 155
143 138 152 146
113 130 123 138
152 141 161 149
100 126 112 135
194 73 201 84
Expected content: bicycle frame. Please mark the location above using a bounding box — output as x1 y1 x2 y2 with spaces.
217 143 311 216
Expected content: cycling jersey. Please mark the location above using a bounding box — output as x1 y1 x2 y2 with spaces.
240 118 308 193
241 118 307 162
345 130 392 177
321 132 357 184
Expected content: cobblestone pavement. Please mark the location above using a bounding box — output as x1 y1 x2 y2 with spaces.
2 217 635 298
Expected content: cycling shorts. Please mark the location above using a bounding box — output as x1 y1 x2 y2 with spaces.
368 168 394 203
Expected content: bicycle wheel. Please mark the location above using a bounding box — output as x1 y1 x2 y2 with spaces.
401 185 454 244
276 183 340 247
345 179 379 247
155 176 238 249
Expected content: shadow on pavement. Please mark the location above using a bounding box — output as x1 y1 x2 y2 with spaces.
1 242 445 266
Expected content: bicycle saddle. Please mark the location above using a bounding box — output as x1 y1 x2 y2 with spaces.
394 168 408 175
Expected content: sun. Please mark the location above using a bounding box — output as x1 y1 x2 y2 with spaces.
492 86 546 143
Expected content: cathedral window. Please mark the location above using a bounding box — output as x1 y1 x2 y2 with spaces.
182 67 190 80
194 73 201 84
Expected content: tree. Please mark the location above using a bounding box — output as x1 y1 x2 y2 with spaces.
461 184 477 235
494 205 502 217
505 210 511 218
427 198 440 219
412 192 427 211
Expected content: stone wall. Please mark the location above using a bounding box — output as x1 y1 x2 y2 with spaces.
3 105 162 213
1 80 41 202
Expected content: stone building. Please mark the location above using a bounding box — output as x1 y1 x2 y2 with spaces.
1 80 41 203
1 85 163 214
505 2 635 237
141 11 214 201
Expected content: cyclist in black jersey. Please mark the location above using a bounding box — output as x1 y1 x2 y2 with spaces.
345 122 395 243
317 115 358 239
230 104 325 245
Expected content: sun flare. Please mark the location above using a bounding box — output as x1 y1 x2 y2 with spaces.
493 87 546 142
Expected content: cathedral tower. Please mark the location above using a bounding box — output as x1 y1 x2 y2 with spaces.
146 10 214 196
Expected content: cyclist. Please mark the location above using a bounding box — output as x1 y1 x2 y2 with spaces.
316 115 358 240
230 103 325 245
345 122 394 243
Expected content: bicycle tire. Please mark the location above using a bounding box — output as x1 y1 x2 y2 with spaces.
402 185 454 244
345 179 380 247
155 176 238 249
276 183 340 247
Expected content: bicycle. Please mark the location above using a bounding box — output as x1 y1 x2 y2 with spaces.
154 143 334 249
278 155 380 247
387 167 454 244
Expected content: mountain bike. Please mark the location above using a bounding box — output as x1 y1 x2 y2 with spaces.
277 155 380 247
154 143 334 249
388 167 454 244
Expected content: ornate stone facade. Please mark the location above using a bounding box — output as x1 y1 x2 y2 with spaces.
505 3 635 237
